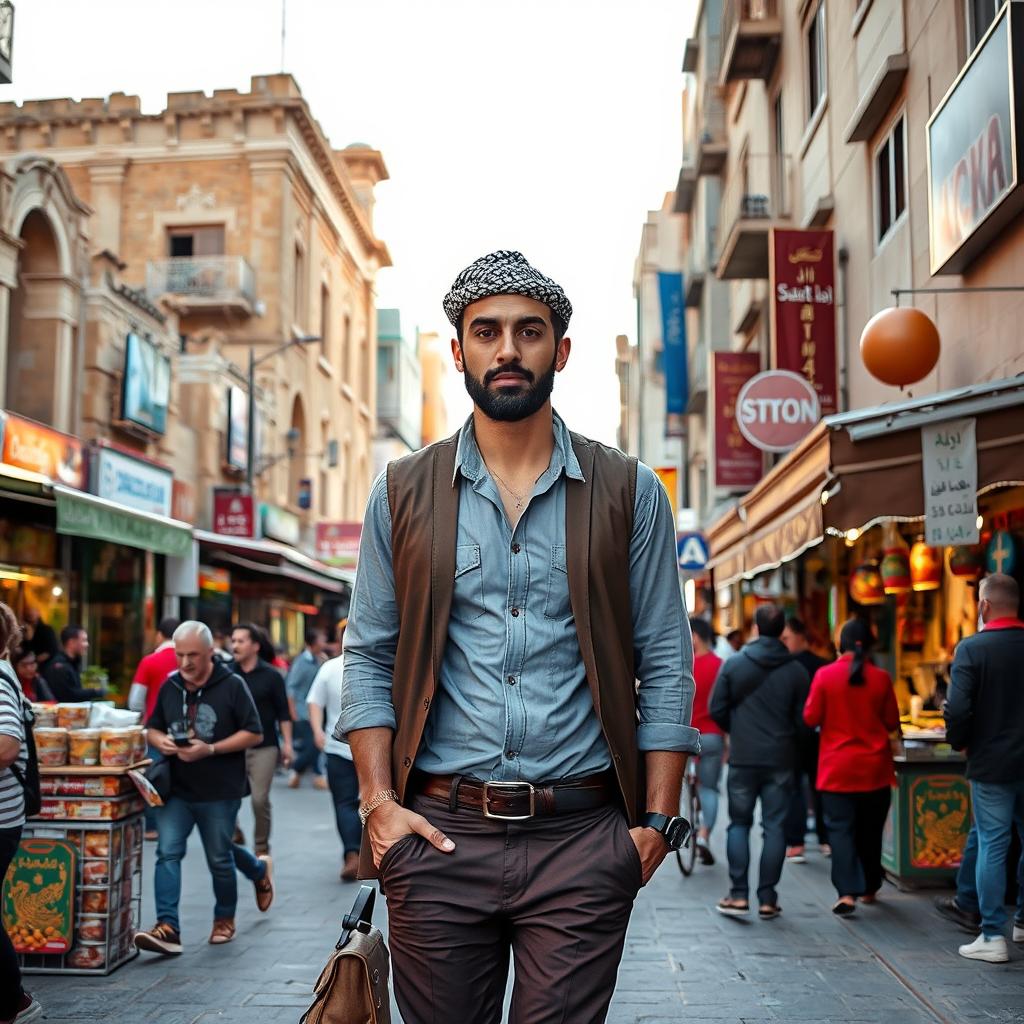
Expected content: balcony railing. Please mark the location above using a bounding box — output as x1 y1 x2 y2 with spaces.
717 153 792 279
146 256 257 315
696 82 728 176
721 0 782 83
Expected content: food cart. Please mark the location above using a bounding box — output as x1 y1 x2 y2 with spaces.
1 704 148 975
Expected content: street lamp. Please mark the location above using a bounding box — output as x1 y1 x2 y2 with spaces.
246 334 320 490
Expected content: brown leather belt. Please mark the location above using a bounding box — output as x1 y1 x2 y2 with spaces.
410 770 616 820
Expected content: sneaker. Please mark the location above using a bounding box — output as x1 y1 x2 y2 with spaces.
933 895 982 934
8 994 43 1024
255 854 274 911
959 933 1009 963
209 918 236 945
313 775 329 791
785 846 806 864
287 771 301 789
134 922 182 956
1013 922 1024 944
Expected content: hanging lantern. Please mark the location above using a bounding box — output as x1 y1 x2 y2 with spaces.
881 545 912 594
986 530 1018 576
859 307 941 387
948 544 985 580
849 562 885 606
910 542 942 591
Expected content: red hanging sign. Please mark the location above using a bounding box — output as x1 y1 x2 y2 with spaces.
713 352 762 490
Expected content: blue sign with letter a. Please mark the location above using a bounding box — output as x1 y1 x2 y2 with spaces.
677 532 709 572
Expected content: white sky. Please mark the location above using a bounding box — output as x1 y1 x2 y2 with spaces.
6 0 695 444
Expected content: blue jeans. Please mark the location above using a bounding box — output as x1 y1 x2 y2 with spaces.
696 733 725 834
326 754 362 854
725 766 794 905
971 779 1024 937
154 796 266 931
292 719 323 776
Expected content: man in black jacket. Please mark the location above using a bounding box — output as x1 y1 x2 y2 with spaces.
41 625 103 703
944 573 1024 964
710 604 809 918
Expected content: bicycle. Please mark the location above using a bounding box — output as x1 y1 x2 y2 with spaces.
676 756 702 877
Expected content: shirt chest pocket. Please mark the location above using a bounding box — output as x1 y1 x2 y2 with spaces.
453 543 486 623
543 544 572 620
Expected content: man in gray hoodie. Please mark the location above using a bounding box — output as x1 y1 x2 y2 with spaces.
710 604 810 918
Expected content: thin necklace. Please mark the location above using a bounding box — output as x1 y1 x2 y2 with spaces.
488 466 528 511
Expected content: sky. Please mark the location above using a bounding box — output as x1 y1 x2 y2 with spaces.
4 0 695 444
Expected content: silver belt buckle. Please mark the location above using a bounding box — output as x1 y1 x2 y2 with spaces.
482 781 536 820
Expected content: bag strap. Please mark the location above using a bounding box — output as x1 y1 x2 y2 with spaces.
337 884 375 948
0 664 30 794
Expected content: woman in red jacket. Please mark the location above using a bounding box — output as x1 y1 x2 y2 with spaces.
803 619 900 915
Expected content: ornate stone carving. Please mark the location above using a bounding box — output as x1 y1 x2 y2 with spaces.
176 183 216 211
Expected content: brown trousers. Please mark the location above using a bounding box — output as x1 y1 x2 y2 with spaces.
380 794 642 1024
245 746 279 855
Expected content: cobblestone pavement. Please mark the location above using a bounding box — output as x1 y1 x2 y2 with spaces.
26 775 1024 1023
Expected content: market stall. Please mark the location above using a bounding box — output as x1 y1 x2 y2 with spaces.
1 703 148 975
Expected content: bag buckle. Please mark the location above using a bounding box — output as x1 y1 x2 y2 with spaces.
482 781 536 820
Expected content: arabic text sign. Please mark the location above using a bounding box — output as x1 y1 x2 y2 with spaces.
922 417 979 547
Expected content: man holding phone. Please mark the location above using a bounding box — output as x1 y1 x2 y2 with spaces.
135 620 274 955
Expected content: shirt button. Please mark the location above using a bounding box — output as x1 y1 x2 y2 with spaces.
507 675 516 686
512 543 521 554
510 607 520 617
402 756 411 767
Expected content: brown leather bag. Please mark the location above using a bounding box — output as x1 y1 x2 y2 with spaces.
300 885 392 1024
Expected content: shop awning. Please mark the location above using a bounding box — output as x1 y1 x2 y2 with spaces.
54 485 194 559
194 530 355 593
707 375 1024 585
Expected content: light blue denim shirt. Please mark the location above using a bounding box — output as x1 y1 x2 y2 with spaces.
339 412 699 783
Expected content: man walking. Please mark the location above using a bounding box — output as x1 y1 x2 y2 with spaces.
41 626 101 703
710 604 809 919
944 573 1024 963
781 617 831 862
688 617 724 865
339 251 698 1024
229 624 293 856
285 627 328 789
135 621 273 954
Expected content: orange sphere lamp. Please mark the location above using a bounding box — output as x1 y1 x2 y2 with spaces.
860 307 941 388
910 541 942 591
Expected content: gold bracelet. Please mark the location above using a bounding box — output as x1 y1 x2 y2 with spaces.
359 788 398 826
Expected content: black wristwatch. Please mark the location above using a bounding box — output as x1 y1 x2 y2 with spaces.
641 812 691 852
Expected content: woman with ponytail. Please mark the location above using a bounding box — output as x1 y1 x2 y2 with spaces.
803 618 901 915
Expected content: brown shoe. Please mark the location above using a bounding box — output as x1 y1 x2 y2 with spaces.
312 775 329 791
287 771 301 789
255 854 274 911
340 851 360 881
208 918 235 944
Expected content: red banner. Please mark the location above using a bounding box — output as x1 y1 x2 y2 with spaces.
770 228 838 416
315 522 362 569
213 490 254 538
713 352 762 490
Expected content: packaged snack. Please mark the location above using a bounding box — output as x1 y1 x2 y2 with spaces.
66 941 106 968
77 916 106 942
81 890 109 913
82 860 109 885
34 727 68 766
31 704 58 728
131 729 147 763
56 703 91 730
39 775 132 797
99 728 135 767
68 729 101 766
84 831 110 858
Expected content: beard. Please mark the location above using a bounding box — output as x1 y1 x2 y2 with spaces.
463 355 557 423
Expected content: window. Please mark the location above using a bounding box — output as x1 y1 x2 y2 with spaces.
167 225 224 258
967 0 999 50
293 243 306 329
340 313 351 386
320 284 332 363
807 3 827 120
875 115 907 245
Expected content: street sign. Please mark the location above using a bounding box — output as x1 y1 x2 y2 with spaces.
736 370 820 453
677 532 709 572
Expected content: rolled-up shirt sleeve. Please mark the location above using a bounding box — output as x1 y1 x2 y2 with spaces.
630 464 700 754
336 471 399 739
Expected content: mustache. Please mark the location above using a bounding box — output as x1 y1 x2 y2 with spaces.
484 365 534 385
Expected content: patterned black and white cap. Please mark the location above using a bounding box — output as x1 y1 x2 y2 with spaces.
443 250 572 333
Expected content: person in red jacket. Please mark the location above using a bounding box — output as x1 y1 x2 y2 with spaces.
688 617 724 865
803 619 900 915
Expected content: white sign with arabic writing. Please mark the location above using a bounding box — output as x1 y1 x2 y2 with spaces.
921 417 979 547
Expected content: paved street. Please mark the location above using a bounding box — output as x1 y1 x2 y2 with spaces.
27 775 1024 1024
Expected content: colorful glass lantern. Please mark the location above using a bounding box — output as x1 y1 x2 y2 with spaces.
948 544 985 580
849 562 885 606
986 530 1018 576
910 542 942 591
881 546 912 594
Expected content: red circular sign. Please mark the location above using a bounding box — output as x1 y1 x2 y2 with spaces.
736 370 821 453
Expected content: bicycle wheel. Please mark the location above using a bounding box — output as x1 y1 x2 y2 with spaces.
675 777 698 877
